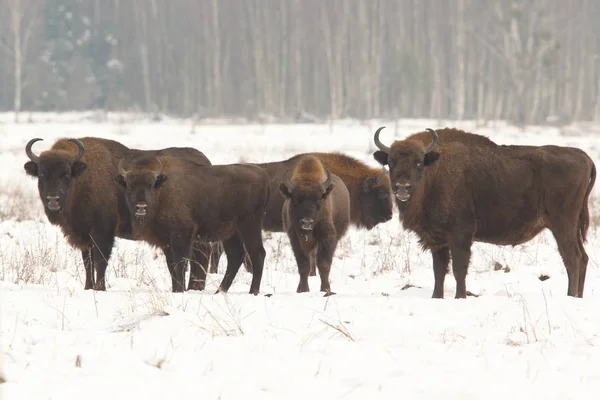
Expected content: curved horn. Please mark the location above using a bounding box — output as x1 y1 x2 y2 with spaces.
282 168 294 190
424 128 439 153
154 157 164 177
374 126 391 154
68 138 85 163
25 138 43 163
117 158 128 178
323 169 332 188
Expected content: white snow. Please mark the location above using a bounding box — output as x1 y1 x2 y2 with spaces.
1 113 600 399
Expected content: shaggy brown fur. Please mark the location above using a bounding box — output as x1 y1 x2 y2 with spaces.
373 126 596 299
211 151 393 275
280 155 350 294
24 137 214 291
116 155 270 294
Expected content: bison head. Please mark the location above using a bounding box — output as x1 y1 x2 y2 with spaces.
372 127 440 206
279 167 333 233
114 156 167 226
358 170 393 228
24 138 87 214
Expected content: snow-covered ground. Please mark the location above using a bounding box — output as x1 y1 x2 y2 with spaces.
2 113 600 399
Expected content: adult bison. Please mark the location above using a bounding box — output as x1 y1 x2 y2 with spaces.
24 137 216 291
280 155 350 295
115 155 270 294
372 126 596 299
210 152 393 275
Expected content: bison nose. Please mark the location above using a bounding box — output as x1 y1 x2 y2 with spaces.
394 182 411 191
46 196 60 211
300 218 315 230
135 202 147 216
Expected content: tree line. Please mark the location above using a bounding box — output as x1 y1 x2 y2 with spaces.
1 0 599 125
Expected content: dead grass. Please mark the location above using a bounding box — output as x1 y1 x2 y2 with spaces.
0 182 43 222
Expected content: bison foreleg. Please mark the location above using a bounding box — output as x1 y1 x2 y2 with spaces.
431 247 450 299
81 249 95 290
168 233 192 293
90 233 114 291
289 236 311 293
449 240 472 299
316 239 336 295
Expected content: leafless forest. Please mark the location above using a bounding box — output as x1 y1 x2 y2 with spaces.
1 0 599 124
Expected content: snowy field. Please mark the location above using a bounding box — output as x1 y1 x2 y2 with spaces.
2 112 600 399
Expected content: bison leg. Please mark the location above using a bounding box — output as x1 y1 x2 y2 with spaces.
431 247 450 299
90 232 115 291
188 240 212 291
81 249 95 290
288 234 311 293
578 239 589 298
449 240 472 299
238 224 266 295
168 232 192 293
316 240 336 295
551 229 583 297
216 234 246 293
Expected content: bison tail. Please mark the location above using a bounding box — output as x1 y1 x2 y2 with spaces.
579 161 596 243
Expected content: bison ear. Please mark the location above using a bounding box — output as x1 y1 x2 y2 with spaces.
279 183 292 199
423 151 440 166
24 161 38 177
154 174 168 188
373 151 388 166
322 184 334 200
71 161 87 177
114 175 126 187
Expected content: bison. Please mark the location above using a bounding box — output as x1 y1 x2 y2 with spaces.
115 155 270 294
280 155 350 294
211 152 393 275
24 137 216 291
372 126 596 299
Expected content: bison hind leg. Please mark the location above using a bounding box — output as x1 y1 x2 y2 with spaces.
550 228 584 297
448 238 472 299
216 234 246 294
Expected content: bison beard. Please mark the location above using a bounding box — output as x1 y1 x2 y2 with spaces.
373 126 596 299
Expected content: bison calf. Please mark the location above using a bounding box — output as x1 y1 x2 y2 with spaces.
280 155 350 295
115 155 270 294
373 126 596 299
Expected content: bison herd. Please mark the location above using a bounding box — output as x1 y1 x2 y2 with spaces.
23 126 596 299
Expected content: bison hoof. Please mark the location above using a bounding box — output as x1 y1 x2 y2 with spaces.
323 291 336 297
431 293 444 299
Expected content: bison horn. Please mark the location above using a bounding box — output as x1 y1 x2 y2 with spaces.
282 168 294 191
117 158 128 178
68 138 85 163
374 126 391 154
154 157 164 178
424 128 439 153
25 138 43 163
323 168 332 188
